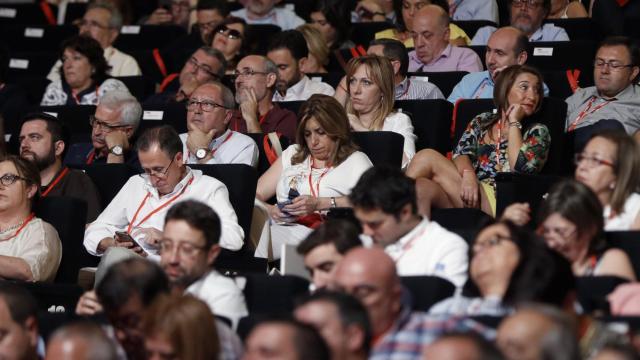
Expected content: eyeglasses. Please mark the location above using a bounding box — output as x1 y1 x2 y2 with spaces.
511 0 543 8
574 153 615 168
232 68 269 79
73 18 111 30
473 235 511 254
0 173 28 187
539 226 577 239
186 57 219 79
89 115 129 132
594 60 634 71
214 25 243 40
139 158 174 179
186 99 228 112
158 239 207 257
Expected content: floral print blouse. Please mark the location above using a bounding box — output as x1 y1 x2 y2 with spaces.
453 112 551 189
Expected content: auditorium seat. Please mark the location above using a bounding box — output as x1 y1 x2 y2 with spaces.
452 20 498 39
63 2 87 24
352 22 394 46
115 76 156 103
2 24 76 52
139 103 188 134
431 208 492 243
407 71 469 98
246 133 290 176
275 101 304 118
5 51 58 83
606 231 640 280
77 164 137 209
545 18 602 41
577 276 630 314
0 3 58 25
113 25 187 51
394 99 454 154
495 172 563 220
240 274 309 314
39 105 96 136
245 24 282 55
540 69 594 99
352 131 403 168
10 281 84 314
400 276 456 312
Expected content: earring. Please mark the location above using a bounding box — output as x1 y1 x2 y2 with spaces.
610 182 615 190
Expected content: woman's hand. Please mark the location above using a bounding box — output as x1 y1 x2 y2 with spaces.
131 227 163 248
348 114 366 131
501 202 531 226
268 204 296 223
505 103 527 124
283 196 319 216
460 170 480 208
75 290 103 316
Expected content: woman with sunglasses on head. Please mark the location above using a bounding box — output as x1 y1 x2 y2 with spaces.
0 155 61 282
211 17 248 75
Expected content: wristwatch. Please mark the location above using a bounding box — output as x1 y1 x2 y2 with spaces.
330 197 337 208
509 121 522 129
108 145 123 156
195 148 209 160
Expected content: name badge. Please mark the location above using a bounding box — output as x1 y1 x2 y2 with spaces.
44 112 58 117
311 77 322 83
24 28 44 38
533 47 553 56
121 25 141 34
411 76 429 82
9 59 29 69
143 111 164 120
0 8 17 18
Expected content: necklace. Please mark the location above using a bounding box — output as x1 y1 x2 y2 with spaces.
0 221 24 234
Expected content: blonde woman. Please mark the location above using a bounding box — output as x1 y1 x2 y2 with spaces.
297 24 330 74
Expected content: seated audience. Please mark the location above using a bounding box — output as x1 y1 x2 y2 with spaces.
231 0 305 30
423 331 504 359
429 220 574 316
41 35 129 106
448 26 550 103
408 5 482 72
352 0 395 23
229 55 298 143
143 0 191 28
592 342 640 360
565 37 640 141
255 95 372 259
142 294 219 360
243 318 331 360
267 30 335 102
19 113 102 222
449 0 499 22
310 0 355 50
297 24 331 74
547 0 588 18
294 290 372 360
0 156 61 282
473 0 570 45
45 322 117 360
83 126 244 257
342 55 416 168
192 0 229 46
0 283 39 360
296 219 363 290
350 166 468 287
0 46 28 133
406 65 550 216
181 82 258 166
65 90 142 166
211 17 248 74
47 1 141 82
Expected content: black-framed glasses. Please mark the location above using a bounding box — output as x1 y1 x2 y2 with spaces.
511 0 543 8
232 68 269 79
186 57 219 79
158 239 207 257
139 158 174 179
0 173 28 187
574 153 615 168
89 115 129 132
594 60 634 71
539 226 577 240
186 99 228 112
473 235 511 254
214 25 243 40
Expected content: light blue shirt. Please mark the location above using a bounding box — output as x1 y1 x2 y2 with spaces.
450 0 499 24
230 7 304 30
471 23 570 45
448 70 550 103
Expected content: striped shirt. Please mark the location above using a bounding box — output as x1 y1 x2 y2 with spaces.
395 77 445 101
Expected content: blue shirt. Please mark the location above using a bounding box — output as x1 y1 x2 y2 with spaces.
450 0 499 23
471 23 570 45
448 70 550 103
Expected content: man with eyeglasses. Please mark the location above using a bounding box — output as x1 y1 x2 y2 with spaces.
181 82 258 166
144 0 192 29
229 54 298 143
65 90 142 166
83 125 244 258
471 0 569 45
46 1 141 82
18 113 102 222
231 0 304 30
565 36 640 144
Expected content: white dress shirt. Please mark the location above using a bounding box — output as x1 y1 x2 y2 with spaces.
186 270 249 329
180 130 259 167
84 168 244 255
382 112 417 168
47 46 141 82
272 75 335 102
231 7 305 30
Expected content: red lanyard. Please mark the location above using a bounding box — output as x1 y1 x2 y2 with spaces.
2 213 36 241
473 79 489 99
126 176 194 233
308 158 331 198
71 87 99 105
42 167 69 197
568 96 612 131
398 78 411 99
494 120 503 171
187 132 233 160
233 109 270 131
86 149 96 165
393 221 429 263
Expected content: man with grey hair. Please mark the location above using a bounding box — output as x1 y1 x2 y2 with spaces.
47 0 141 82
229 54 297 143
181 81 258 166
45 322 118 360
65 89 142 166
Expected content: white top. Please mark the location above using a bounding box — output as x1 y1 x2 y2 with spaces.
604 193 640 231
0 218 61 282
84 168 244 255
180 130 259 167
381 112 416 168
186 270 249 329
272 75 335 102
384 218 468 287
40 78 129 106
231 7 305 30
276 145 373 203
47 46 142 82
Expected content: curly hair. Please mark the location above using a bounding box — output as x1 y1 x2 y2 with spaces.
58 35 111 85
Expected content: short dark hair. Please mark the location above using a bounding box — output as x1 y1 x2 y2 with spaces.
0 154 41 204
295 290 372 356
598 36 640 76
493 64 544 114
252 317 331 360
369 38 409 76
267 30 309 61
96 258 169 312
21 112 69 145
509 0 551 16
165 200 221 249
58 35 110 85
513 29 529 56
0 283 38 324
136 125 183 159
297 219 362 256
392 0 449 31
350 166 417 217
433 332 504 360
312 0 351 49
196 0 229 16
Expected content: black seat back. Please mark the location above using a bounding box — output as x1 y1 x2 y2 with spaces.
400 276 456 312
352 131 403 168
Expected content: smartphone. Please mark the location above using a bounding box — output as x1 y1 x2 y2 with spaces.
115 231 134 243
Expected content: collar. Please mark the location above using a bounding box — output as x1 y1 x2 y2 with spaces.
394 77 410 98
103 46 115 60
278 75 309 99
246 7 277 21
392 217 429 250
529 24 546 41
209 129 232 150
481 70 494 86
425 44 453 66
596 83 636 101
144 166 195 199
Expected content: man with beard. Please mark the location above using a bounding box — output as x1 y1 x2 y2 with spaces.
472 0 569 45
231 0 304 30
267 30 335 102
19 113 102 222
229 54 298 143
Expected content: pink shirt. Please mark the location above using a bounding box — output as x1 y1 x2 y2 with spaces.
408 44 482 73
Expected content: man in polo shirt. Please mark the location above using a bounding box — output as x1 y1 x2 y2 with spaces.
349 166 468 287
181 82 258 166
408 5 482 73
230 54 298 143
565 36 640 143
449 0 499 23
472 0 569 45
231 0 305 30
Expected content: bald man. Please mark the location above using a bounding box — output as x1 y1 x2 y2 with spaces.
408 5 482 73
45 322 117 360
332 248 492 360
423 332 504 360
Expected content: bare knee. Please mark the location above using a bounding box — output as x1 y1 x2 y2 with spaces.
406 149 442 179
